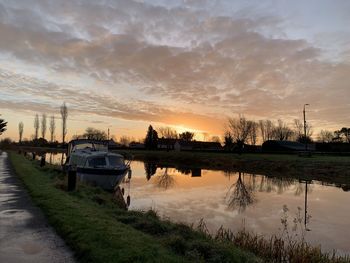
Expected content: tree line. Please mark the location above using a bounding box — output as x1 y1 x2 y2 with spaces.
16 102 68 146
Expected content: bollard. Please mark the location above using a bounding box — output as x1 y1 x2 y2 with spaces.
32 153 36 160
67 170 77 191
40 155 46 167
24 152 27 157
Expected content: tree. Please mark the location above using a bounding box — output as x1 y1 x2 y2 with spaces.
228 115 253 153
119 136 132 147
49 115 55 142
272 119 294 141
34 114 39 140
223 131 234 151
210 136 221 143
60 102 68 143
258 119 275 142
318 130 334 143
83 127 107 140
157 127 178 139
248 121 258 145
179 131 194 141
144 125 158 150
294 119 313 143
0 118 7 135
41 113 47 139
18 122 24 143
335 127 350 143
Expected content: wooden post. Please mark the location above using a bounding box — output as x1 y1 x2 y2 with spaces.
40 155 46 167
67 170 77 191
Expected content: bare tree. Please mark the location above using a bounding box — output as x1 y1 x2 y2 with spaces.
18 122 24 143
228 115 253 145
294 119 312 142
49 115 55 142
318 130 334 143
60 102 68 143
258 119 275 142
272 119 294 141
41 113 47 139
119 135 132 147
179 131 194 141
34 114 39 140
157 127 178 139
248 121 258 145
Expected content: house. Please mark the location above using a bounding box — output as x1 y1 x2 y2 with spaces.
262 140 315 152
157 138 177 150
174 140 222 152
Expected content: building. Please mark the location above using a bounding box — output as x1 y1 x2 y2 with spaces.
174 140 222 152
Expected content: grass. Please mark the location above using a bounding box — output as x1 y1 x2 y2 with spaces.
116 150 350 185
8 152 259 263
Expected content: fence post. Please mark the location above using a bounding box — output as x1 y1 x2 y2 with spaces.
40 155 46 167
67 170 77 191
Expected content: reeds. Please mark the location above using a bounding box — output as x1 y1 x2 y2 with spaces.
195 206 350 263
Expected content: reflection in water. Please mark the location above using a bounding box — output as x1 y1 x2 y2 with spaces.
155 168 176 190
225 172 255 212
144 162 157 180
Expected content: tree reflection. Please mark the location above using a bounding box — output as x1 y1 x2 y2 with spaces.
155 168 175 190
144 162 157 180
225 172 255 213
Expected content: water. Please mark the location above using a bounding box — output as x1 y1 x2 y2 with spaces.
38 153 350 254
128 161 350 255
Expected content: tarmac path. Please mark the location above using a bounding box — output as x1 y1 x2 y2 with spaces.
0 151 75 263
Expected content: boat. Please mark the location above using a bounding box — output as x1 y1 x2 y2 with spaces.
65 139 131 190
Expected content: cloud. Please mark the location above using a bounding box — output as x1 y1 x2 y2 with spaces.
0 0 349 135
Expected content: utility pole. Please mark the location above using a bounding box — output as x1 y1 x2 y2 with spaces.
303 104 309 151
107 128 110 141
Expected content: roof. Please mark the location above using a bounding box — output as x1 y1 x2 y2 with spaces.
262 140 306 151
176 140 222 148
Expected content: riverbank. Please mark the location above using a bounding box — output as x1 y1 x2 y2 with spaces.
116 150 350 186
8 152 350 263
8 152 259 263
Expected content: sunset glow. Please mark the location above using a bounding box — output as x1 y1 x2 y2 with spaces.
0 0 349 141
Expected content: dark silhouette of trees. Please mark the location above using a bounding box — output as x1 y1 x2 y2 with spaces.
179 131 194 141
41 113 47 139
0 118 7 135
228 115 253 153
119 136 132 147
294 119 313 143
49 115 55 142
82 127 107 140
317 130 334 143
158 126 178 139
248 121 258 145
144 125 158 149
18 122 24 143
60 102 68 143
34 114 39 140
335 127 350 143
259 119 275 142
272 119 294 141
224 131 234 151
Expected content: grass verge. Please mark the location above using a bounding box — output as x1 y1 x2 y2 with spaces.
8 152 259 263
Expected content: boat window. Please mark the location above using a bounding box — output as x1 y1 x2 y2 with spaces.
89 157 106 167
108 156 124 166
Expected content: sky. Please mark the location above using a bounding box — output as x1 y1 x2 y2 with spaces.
0 0 349 141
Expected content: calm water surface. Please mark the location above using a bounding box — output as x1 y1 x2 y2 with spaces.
127 161 350 255
43 153 350 254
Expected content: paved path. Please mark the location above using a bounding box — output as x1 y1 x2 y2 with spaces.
0 152 75 263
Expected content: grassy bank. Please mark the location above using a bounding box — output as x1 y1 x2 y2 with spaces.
8 152 259 263
116 150 350 185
